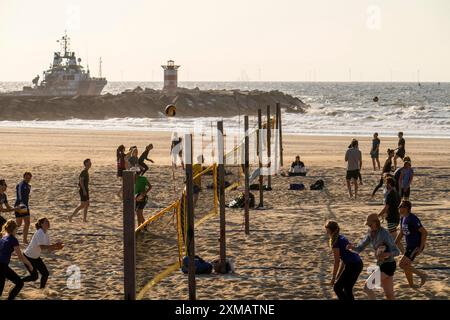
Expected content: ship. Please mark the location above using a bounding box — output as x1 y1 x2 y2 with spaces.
2 33 107 96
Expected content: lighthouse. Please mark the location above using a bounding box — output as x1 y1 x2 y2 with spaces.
161 60 180 91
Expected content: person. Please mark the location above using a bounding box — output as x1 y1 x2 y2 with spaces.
14 172 32 244
0 219 33 300
170 133 184 169
371 149 394 198
325 220 363 300
347 214 400 300
378 177 401 242
192 155 203 208
135 174 152 226
0 180 15 231
116 145 126 198
394 132 406 169
399 158 414 200
395 200 428 288
138 144 154 176
128 147 140 171
288 155 306 176
370 133 381 171
345 139 362 198
69 159 91 223
22 218 64 289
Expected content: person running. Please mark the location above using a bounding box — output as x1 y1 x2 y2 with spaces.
345 139 362 198
378 177 401 242
14 172 32 244
347 213 400 300
325 220 363 300
134 174 152 226
69 159 91 223
394 132 406 169
371 149 394 198
395 201 428 288
370 133 381 171
0 219 33 300
138 144 154 176
0 180 15 231
399 158 414 200
116 145 126 198
22 218 64 290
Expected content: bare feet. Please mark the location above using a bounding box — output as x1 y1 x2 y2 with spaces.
419 274 428 287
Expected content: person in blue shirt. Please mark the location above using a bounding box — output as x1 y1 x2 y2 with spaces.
14 172 32 244
325 220 363 300
395 200 428 288
0 219 33 300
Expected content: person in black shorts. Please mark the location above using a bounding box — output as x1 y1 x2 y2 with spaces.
394 132 405 169
69 159 91 223
395 200 428 288
138 144 154 176
345 139 362 198
378 177 401 243
0 180 15 231
370 132 381 171
371 149 394 198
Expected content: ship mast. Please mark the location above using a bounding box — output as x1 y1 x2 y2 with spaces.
57 31 71 57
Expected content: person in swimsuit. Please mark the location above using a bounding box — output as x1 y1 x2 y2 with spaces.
370 133 381 171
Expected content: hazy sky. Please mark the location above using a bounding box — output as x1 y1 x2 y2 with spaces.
0 0 449 81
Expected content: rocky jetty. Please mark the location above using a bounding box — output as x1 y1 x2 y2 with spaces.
0 87 309 121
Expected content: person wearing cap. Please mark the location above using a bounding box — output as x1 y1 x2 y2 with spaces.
399 157 414 200
393 132 406 169
395 200 428 288
345 139 362 199
347 213 400 300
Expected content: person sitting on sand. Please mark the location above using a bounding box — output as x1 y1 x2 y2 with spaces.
378 177 401 242
325 220 363 300
0 180 15 231
0 219 33 300
138 144 154 176
134 174 152 226
371 149 394 198
69 159 91 223
393 132 406 169
345 139 362 198
395 200 428 288
288 155 307 176
370 132 381 171
14 172 33 244
347 213 400 300
399 158 414 200
22 217 64 290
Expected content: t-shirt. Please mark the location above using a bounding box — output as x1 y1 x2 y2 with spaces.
15 180 31 207
0 235 19 265
79 169 89 192
24 228 50 259
371 138 380 152
291 161 305 168
345 147 362 171
401 167 414 188
333 235 362 265
385 189 400 223
401 213 423 249
135 176 150 195
398 137 405 150
382 158 392 174
139 150 150 163
193 164 202 187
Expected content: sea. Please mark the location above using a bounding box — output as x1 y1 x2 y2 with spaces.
1 81 449 138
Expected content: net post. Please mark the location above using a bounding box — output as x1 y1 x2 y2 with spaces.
277 102 283 166
274 103 280 174
257 109 264 208
123 170 136 300
244 116 250 234
184 133 196 300
213 164 218 214
217 121 227 273
266 105 272 189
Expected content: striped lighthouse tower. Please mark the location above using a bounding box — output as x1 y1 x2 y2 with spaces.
161 60 180 92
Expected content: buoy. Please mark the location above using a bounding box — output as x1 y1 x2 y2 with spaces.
165 104 176 117
373 96 379 102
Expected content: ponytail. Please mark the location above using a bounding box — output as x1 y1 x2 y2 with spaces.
325 220 340 248
35 217 47 230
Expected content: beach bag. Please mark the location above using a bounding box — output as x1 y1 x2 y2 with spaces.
181 256 213 274
289 183 305 190
310 179 324 190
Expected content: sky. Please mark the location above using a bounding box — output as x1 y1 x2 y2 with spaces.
0 0 449 82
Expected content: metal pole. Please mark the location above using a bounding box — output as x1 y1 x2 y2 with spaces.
123 170 136 300
266 105 271 189
217 121 227 273
184 134 196 300
244 116 250 234
257 109 264 208
277 103 284 166
275 103 280 174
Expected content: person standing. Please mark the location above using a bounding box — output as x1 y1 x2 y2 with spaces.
116 145 126 198
371 149 394 198
0 180 15 231
138 144 154 176
345 139 362 199
14 172 32 244
395 201 428 288
134 174 152 226
325 220 363 300
394 132 406 169
370 133 381 171
69 159 91 223
0 219 33 300
378 177 401 241
399 158 414 200
22 218 64 289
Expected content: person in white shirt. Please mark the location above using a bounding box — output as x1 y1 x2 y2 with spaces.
22 218 63 289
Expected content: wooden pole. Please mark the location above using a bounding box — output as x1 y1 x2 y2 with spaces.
244 116 250 234
275 104 280 174
266 105 272 189
217 121 227 273
123 170 136 300
277 103 284 166
184 134 196 300
257 109 264 208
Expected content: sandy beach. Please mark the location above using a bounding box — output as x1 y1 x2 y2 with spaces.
0 127 449 300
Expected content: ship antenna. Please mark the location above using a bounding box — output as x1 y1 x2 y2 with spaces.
99 57 102 78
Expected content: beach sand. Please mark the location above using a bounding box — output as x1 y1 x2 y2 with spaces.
0 127 449 300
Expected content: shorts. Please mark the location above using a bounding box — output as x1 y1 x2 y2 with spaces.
15 208 30 218
396 149 405 159
193 185 201 194
386 219 399 233
401 187 410 198
79 190 90 202
379 261 397 277
136 197 148 210
404 247 420 261
370 151 379 159
346 170 360 180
